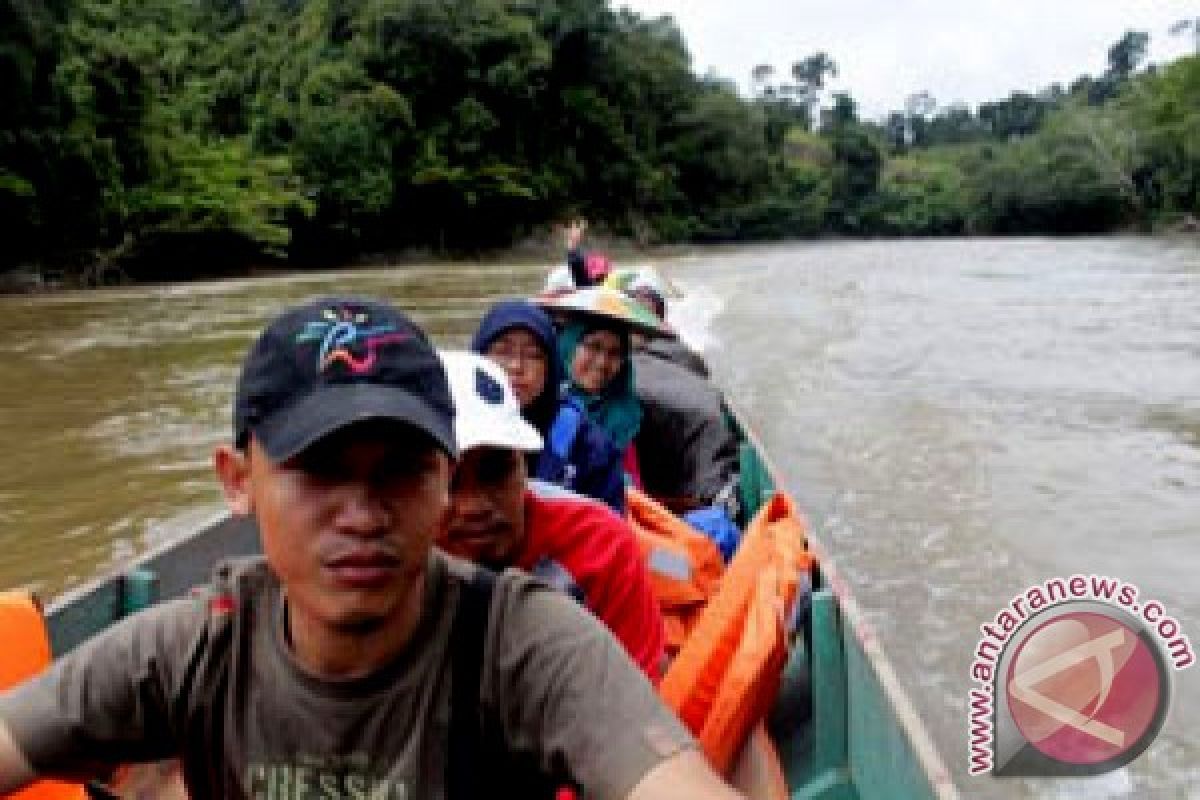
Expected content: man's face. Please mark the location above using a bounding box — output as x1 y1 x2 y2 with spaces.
440 447 527 568
219 421 452 633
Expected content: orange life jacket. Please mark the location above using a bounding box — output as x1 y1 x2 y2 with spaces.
658 492 813 774
625 488 725 653
0 592 87 800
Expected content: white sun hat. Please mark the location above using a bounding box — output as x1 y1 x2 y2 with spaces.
439 350 543 453
628 266 668 298
543 264 574 292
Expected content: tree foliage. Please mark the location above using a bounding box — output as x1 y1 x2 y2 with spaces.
1 8 1197 279
873 31 1199 234
869 156 969 235
1122 54 1200 217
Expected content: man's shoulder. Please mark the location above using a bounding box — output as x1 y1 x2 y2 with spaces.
431 547 479 591
485 558 604 640
199 556 276 609
640 337 711 378
523 486 638 570
476 551 594 644
634 350 714 396
122 556 277 651
526 483 624 531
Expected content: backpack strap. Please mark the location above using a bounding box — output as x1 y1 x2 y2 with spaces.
446 567 497 800
444 569 575 800
530 557 586 605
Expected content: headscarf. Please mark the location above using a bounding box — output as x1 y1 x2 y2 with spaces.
470 300 562 434
557 319 642 449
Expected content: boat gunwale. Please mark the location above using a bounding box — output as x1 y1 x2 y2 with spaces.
727 401 959 799
44 510 232 622
36 409 961 799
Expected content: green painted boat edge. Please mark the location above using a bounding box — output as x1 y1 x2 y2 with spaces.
45 512 259 654
38 409 960 799
728 403 959 800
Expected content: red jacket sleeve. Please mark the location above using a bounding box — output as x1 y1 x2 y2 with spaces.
522 492 667 682
584 515 666 682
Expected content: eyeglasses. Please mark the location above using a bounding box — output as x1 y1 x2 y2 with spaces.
486 345 546 368
578 337 624 363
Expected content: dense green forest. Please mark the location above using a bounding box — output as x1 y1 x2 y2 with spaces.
1 1 1198 282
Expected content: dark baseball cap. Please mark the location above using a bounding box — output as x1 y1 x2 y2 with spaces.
233 297 457 461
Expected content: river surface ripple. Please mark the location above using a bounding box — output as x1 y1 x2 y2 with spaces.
1 237 1197 797
673 237 1200 799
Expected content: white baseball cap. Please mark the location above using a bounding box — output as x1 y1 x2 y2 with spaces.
439 350 543 453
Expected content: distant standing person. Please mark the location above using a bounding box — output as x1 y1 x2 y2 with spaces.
565 219 613 288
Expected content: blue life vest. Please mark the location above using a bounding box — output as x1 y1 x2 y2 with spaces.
534 402 585 489
682 505 742 563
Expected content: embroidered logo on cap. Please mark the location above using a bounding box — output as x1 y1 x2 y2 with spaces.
475 367 505 405
295 307 410 374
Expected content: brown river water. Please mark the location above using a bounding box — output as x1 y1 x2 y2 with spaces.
1 237 1197 797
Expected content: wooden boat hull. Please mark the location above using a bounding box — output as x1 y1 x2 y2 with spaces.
28 414 957 799
729 408 957 799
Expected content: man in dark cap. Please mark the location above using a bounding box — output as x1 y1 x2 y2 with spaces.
0 298 743 799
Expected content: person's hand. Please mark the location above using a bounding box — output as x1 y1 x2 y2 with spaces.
0 721 37 793
627 749 746 800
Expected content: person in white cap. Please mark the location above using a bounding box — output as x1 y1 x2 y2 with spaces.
437 351 667 682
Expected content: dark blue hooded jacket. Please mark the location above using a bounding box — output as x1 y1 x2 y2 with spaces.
471 300 625 512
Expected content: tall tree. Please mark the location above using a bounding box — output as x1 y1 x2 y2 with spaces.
785 51 837 123
1107 30 1150 80
884 111 908 152
790 52 837 95
978 92 1045 139
1169 18 1200 53
751 63 775 98
821 91 858 130
904 90 936 146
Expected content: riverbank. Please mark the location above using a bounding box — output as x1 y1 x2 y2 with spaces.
0 226 695 295
3 227 1195 296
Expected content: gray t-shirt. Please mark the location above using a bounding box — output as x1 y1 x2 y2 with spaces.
0 552 693 799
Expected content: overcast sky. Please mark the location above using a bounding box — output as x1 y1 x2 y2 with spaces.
617 0 1199 118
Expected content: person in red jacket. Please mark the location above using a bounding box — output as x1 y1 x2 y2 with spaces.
437 350 666 680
